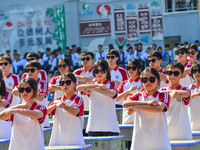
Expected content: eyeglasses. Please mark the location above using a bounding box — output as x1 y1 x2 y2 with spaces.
81 57 91 61
141 77 156 83
192 68 200 74
188 51 196 55
175 51 185 55
19 87 32 93
59 80 72 86
26 58 35 61
0 62 8 66
107 56 115 59
94 69 105 74
148 58 157 64
127 66 137 71
57 64 67 69
25 68 38 73
166 71 181 76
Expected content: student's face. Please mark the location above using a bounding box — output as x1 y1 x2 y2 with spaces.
0 60 11 72
165 47 169 51
148 56 161 69
167 67 182 85
134 45 138 50
26 67 40 79
61 76 76 93
106 54 118 66
26 57 38 62
138 45 142 50
127 64 139 78
81 55 94 68
58 61 70 75
175 50 187 62
192 66 200 82
152 45 156 50
98 46 102 51
94 65 107 81
65 49 70 55
141 71 158 92
188 48 198 61
46 50 51 55
20 83 34 102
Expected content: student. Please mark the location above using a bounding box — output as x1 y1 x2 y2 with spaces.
49 57 91 99
161 44 171 67
116 59 142 124
77 60 120 136
123 67 171 150
152 43 157 51
95 44 107 60
106 49 128 107
0 55 20 106
188 61 200 131
14 61 49 127
175 46 193 87
161 62 192 140
74 51 94 111
47 72 84 146
0 70 13 139
147 51 168 88
187 44 198 64
0 78 47 150
118 46 130 67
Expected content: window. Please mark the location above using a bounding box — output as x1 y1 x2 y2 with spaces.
165 0 198 12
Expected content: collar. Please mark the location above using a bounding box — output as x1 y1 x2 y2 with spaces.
29 101 37 110
62 94 77 101
129 77 141 82
143 90 159 98
159 68 163 73
184 62 188 68
83 67 93 73
4 73 12 78
97 79 109 84
37 78 40 84
112 65 119 71
168 84 181 90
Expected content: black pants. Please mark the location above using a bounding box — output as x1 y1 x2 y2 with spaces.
88 131 119 136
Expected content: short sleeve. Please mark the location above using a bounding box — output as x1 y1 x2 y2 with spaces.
182 87 191 105
2 91 13 108
158 92 170 111
127 92 141 101
47 98 60 116
118 68 128 81
36 105 47 124
117 81 125 94
39 81 48 96
12 75 19 88
21 73 27 80
110 81 118 99
50 77 57 84
74 97 84 117
73 69 82 75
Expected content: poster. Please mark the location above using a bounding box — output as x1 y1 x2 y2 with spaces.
114 9 126 34
138 8 150 34
151 15 163 41
80 19 111 37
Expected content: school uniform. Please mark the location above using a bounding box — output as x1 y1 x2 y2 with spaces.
48 94 85 146
3 73 20 106
0 91 12 139
110 65 128 106
8 101 47 150
117 77 141 124
128 91 171 150
188 83 200 131
95 51 107 61
180 62 194 87
161 85 192 140
22 74 49 127
159 69 169 89
74 67 94 111
85 80 120 134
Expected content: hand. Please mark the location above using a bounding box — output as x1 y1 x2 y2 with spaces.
189 84 196 91
22 102 31 109
92 77 98 82
85 88 95 95
191 93 196 99
54 84 61 89
187 57 194 64
98 84 107 90
169 91 179 98
127 106 136 115
128 86 138 92
55 101 66 108
148 100 159 106
5 109 18 115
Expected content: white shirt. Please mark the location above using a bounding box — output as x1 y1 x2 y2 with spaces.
95 51 107 61
128 91 171 150
133 49 147 61
48 57 58 72
117 77 141 124
12 59 23 74
161 85 192 140
119 51 130 65
57 53 65 60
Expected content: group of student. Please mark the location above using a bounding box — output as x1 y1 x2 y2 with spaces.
0 43 199 150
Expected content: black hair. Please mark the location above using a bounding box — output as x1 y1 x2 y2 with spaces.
152 43 157 47
119 46 123 49
81 51 94 59
93 59 111 81
166 62 184 74
188 44 198 51
191 61 200 75
157 46 162 50
127 59 142 76
46 47 51 51
138 43 142 46
98 44 103 48
195 40 199 43
26 52 39 60
6 50 10 53
72 45 76 48
0 55 12 64
0 70 6 98
106 49 119 57
128 47 133 50
148 51 162 60
175 43 179 47
108 44 114 50
66 47 70 49
165 44 170 47
61 72 76 83
175 46 188 54
18 78 38 98
58 57 71 70
25 61 42 70
141 67 160 83
184 42 188 45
